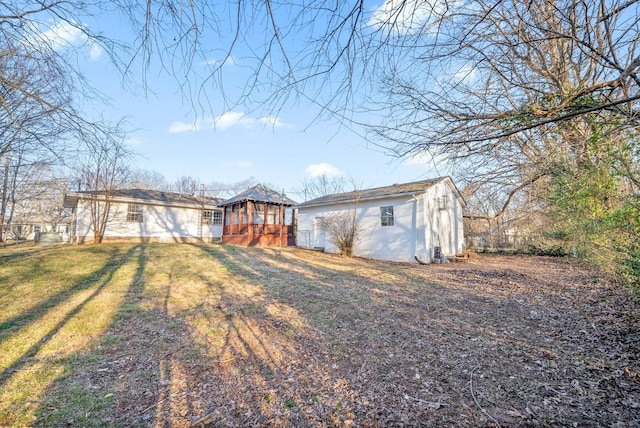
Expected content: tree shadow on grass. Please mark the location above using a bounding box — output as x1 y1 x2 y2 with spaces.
0 246 132 337
0 244 146 426
192 245 640 426
34 243 367 426
121 244 354 426
0 245 143 387
25 244 640 427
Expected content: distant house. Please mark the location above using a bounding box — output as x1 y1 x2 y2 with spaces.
63 189 223 244
3 215 70 243
218 184 297 246
296 177 466 263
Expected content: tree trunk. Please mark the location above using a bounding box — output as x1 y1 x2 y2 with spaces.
0 149 9 242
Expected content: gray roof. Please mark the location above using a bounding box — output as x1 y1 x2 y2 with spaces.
296 177 457 208
64 189 222 209
218 184 297 207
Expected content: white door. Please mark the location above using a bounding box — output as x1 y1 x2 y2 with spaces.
314 217 326 248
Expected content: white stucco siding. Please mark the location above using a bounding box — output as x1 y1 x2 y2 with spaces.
296 203 345 254
353 197 419 262
297 195 423 263
297 178 465 263
423 180 465 259
73 199 222 243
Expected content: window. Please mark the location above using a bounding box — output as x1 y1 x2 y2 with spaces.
202 210 213 224
380 206 394 226
437 196 448 210
241 202 248 224
252 202 265 224
267 205 280 224
127 204 143 222
202 210 222 225
225 206 232 225
232 204 240 224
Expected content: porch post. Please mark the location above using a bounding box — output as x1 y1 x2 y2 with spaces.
263 203 268 228
248 201 254 239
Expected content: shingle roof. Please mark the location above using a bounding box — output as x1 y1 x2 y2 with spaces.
64 189 222 208
218 184 297 207
296 177 451 208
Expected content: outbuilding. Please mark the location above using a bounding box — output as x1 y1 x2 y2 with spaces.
295 177 466 263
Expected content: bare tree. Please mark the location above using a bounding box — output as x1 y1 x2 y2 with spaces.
8 1 637 144
173 176 200 194
127 169 168 190
200 177 262 199
365 0 639 212
295 174 347 201
319 184 362 257
2 157 69 236
74 132 132 244
0 42 76 240
320 210 361 257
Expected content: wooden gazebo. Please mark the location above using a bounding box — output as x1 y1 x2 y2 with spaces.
218 184 297 246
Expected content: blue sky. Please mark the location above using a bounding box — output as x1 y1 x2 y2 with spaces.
51 1 444 200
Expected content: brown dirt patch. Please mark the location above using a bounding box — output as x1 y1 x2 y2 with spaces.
36 247 640 427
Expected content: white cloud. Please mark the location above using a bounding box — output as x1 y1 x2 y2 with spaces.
403 151 432 166
125 137 144 146
168 116 215 133
305 163 343 178
168 112 290 133
368 0 450 34
168 121 198 133
40 21 83 49
402 150 449 172
215 112 254 130
89 41 103 61
259 115 293 129
30 21 102 61
452 64 477 83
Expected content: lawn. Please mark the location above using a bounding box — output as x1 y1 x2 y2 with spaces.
0 243 638 426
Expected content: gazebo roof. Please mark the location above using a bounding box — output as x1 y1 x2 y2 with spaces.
218 184 297 207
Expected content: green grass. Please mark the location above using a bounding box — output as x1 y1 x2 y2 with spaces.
0 243 327 426
0 244 144 426
1 242 635 427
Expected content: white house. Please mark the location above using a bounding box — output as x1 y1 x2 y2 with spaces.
296 177 466 263
63 189 223 244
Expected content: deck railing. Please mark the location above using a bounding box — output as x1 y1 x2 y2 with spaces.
223 224 294 236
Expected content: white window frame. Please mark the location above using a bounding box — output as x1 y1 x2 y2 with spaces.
380 206 394 226
127 204 143 222
202 210 213 225
437 196 448 211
